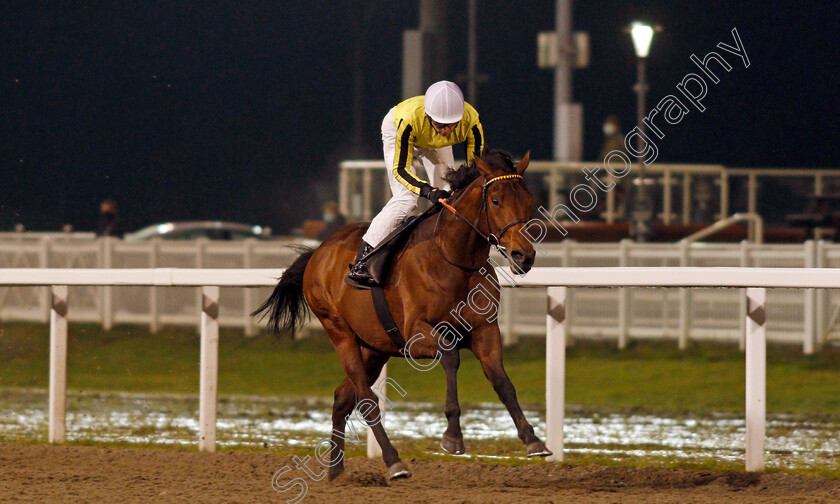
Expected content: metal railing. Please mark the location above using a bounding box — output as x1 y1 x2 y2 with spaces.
339 159 727 224
680 212 764 244
338 159 840 225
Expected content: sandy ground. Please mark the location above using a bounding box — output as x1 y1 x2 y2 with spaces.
1 443 839 503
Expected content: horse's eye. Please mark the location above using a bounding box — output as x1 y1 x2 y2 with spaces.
491 198 500 206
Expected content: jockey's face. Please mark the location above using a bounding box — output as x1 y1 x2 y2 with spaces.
430 118 458 137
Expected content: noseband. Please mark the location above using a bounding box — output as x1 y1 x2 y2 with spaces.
435 173 528 270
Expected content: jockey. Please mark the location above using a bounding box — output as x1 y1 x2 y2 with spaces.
346 80 485 287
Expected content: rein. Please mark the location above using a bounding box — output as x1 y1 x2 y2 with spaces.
434 173 527 270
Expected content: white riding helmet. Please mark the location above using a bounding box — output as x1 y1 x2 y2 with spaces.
424 81 465 124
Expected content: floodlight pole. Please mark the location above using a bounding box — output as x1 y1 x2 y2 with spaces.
629 23 655 242
467 0 477 103
553 0 573 161
631 56 653 241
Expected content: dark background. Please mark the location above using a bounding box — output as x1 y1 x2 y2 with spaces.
2 1 838 233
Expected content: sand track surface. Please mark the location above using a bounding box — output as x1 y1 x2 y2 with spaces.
2 443 839 503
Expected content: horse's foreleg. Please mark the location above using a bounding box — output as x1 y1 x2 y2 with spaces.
440 349 465 455
404 319 466 454
471 326 552 457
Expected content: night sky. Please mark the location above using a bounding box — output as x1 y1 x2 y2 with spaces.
2 1 838 233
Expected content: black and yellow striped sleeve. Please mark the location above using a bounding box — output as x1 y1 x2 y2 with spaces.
392 120 428 194
466 121 484 166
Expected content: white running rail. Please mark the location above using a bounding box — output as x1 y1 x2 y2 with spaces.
2 268 284 454
4 265 834 471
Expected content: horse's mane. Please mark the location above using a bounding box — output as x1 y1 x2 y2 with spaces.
443 148 517 196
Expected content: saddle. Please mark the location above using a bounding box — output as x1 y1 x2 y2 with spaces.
358 204 441 286
355 204 442 353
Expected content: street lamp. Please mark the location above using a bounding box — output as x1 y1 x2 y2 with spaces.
629 21 658 242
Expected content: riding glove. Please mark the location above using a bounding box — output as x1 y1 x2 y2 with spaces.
420 184 451 203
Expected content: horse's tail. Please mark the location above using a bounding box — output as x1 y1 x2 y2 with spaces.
251 247 315 338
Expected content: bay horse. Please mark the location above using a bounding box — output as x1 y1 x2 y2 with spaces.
253 149 550 480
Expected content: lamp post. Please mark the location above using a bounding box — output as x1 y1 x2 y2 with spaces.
629 22 656 242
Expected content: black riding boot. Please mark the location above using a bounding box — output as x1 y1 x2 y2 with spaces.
345 240 376 289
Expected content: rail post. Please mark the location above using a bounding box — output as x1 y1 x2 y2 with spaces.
367 364 387 458
40 238 51 322
678 240 691 350
738 241 749 350
244 239 257 337
147 241 158 333
662 168 673 225
102 237 114 330
49 285 69 443
605 184 616 223
195 240 206 332
618 240 630 349
500 288 517 347
339 166 350 218
745 287 766 471
563 242 575 347
804 240 817 355
719 171 729 220
747 173 758 215
546 286 567 461
199 285 220 452
682 173 692 225
362 168 373 221
816 240 828 348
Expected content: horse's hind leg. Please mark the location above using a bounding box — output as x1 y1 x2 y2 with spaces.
360 347 410 478
332 336 409 479
440 349 466 455
471 325 552 457
327 377 356 480
327 350 389 480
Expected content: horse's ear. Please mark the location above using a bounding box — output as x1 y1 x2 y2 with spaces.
516 151 530 175
475 156 495 180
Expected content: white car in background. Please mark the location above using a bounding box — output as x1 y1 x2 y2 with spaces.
124 221 271 241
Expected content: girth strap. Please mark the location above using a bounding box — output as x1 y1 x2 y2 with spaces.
371 286 406 351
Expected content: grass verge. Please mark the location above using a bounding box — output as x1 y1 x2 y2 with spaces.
1 321 840 416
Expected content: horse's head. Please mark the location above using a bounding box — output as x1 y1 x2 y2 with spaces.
474 151 535 273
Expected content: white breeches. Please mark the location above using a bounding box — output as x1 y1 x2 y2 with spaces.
362 107 454 247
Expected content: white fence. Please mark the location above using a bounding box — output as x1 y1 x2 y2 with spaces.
510 266 840 472
5 265 838 471
2 268 283 452
3 237 840 352
504 239 838 354
0 237 301 335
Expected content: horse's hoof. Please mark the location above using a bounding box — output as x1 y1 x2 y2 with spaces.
440 435 466 455
328 465 345 481
387 461 412 480
526 441 553 457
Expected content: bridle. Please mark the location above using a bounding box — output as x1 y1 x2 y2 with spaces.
434 173 528 271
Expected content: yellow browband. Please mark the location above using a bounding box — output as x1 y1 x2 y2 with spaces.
483 174 523 187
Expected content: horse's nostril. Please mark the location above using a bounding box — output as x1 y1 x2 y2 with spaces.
511 250 532 266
